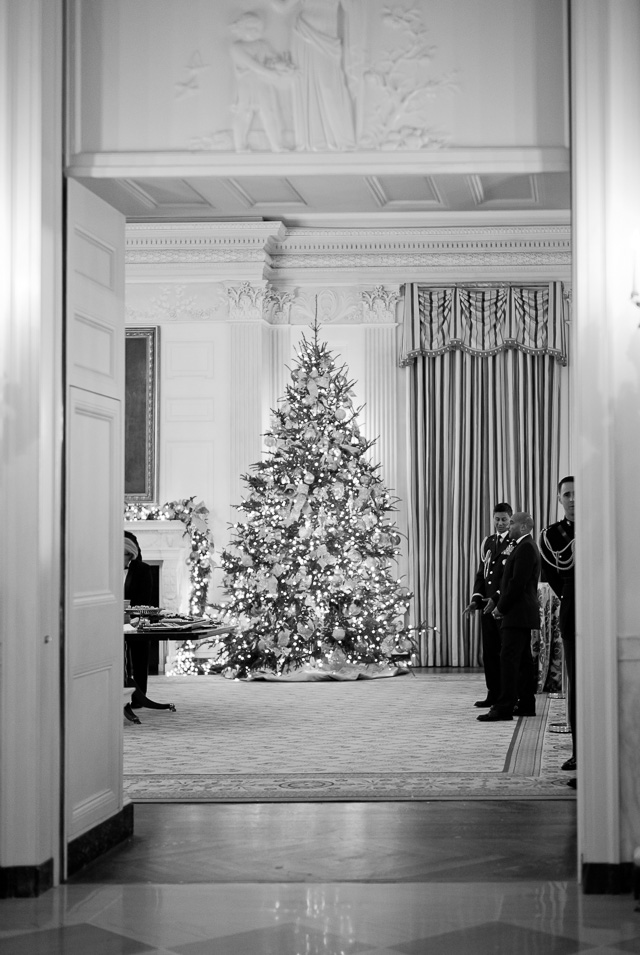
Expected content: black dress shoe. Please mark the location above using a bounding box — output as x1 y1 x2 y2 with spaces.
474 699 493 707
477 708 513 722
562 756 577 771
567 778 577 789
513 706 536 717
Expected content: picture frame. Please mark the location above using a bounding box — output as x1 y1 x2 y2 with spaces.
125 327 159 503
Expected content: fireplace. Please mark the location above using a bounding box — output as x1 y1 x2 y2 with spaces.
124 520 191 613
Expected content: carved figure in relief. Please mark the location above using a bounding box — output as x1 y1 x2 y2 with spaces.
271 0 355 151
229 12 296 152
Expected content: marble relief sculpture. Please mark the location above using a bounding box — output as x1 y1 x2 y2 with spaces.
270 0 356 151
192 0 455 153
229 12 296 152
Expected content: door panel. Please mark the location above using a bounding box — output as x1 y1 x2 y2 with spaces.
65 181 125 846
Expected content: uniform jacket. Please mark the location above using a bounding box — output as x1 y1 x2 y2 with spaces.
496 535 541 629
539 518 575 635
538 519 574 599
471 532 512 607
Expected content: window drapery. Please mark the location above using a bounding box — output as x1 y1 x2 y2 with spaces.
402 283 568 666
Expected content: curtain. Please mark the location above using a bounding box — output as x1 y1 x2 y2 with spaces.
402 283 568 666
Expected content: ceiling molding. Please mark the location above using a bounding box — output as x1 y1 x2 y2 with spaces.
125 222 571 285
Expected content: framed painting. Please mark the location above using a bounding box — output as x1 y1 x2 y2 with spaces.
125 327 159 503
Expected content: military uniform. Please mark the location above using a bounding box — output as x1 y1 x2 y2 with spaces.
539 518 575 753
471 532 512 704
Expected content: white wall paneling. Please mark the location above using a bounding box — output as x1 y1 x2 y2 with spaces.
229 322 269 520
363 325 399 492
269 325 292 416
159 323 228 543
166 341 215 379
165 398 215 422
164 440 215 506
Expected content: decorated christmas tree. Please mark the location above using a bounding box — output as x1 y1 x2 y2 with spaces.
215 324 413 678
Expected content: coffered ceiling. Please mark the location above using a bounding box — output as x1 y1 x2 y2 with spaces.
73 166 570 228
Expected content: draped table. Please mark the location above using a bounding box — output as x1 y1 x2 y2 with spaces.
532 582 563 693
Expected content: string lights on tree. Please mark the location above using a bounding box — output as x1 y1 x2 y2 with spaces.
215 322 414 679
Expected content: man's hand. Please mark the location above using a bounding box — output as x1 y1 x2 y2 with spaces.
463 601 479 616
482 598 495 615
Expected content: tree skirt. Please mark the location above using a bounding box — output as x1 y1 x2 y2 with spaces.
244 663 408 681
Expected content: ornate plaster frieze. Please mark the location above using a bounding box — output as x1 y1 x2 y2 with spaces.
274 250 571 270
276 224 571 251
126 283 227 323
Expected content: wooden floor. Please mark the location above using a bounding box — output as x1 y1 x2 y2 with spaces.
73 799 577 884
6 800 639 955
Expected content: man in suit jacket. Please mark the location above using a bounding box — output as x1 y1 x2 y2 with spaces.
464 502 513 708
477 512 540 722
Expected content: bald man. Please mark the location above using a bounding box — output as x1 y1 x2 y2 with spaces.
477 512 540 722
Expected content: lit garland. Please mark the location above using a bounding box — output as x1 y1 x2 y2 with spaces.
171 639 223 676
123 496 214 616
214 323 414 679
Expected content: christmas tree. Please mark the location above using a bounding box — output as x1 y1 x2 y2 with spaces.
216 324 413 678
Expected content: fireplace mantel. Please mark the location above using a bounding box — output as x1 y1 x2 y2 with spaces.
124 520 190 613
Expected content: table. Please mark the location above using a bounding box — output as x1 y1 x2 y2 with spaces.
123 625 233 723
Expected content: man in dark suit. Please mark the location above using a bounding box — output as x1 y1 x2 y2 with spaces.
477 512 540 722
539 476 575 774
464 502 513 708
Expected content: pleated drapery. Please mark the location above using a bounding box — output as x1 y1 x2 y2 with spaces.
402 283 568 666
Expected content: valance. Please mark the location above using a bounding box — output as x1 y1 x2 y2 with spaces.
400 282 568 366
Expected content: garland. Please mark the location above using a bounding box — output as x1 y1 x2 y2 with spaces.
123 496 214 616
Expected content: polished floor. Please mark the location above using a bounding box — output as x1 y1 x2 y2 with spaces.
2 800 639 954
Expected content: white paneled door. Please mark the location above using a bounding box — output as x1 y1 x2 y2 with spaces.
65 181 125 853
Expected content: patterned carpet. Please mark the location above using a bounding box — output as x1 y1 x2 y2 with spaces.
123 670 576 802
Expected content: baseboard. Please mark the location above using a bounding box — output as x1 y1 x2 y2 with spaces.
67 802 134 878
0 858 54 899
582 861 634 894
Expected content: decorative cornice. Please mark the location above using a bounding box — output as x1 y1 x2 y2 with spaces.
125 221 286 268
124 222 571 283
274 251 571 270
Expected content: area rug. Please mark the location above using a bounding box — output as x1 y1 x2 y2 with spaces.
123 671 575 802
